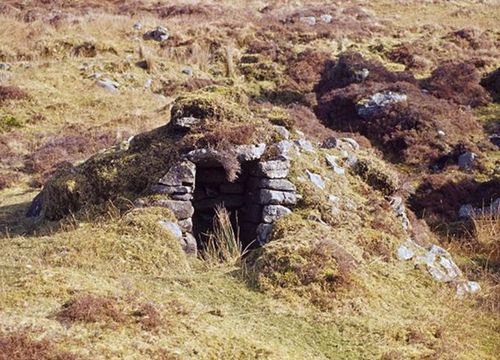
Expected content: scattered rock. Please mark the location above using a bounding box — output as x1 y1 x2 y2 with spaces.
321 137 338 149
0 63 11 71
458 198 500 218
144 78 153 88
181 68 193 76
133 22 142 30
437 129 446 137
158 220 183 239
143 26 169 42
306 170 326 189
181 233 197 255
274 125 290 139
256 223 273 245
357 91 407 119
489 134 500 148
96 79 119 93
458 151 477 170
320 14 333 23
325 155 345 175
397 244 414 260
456 281 481 298
299 16 316 26
389 196 411 230
262 205 292 223
171 116 201 130
294 138 315 153
337 138 360 152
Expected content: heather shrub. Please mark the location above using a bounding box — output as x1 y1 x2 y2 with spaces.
422 61 491 107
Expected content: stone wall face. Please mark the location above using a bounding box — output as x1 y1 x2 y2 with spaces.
135 150 298 254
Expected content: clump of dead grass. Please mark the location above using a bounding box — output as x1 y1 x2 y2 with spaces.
132 302 163 331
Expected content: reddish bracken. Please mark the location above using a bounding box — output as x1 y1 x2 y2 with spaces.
54 294 125 325
0 85 29 102
422 61 491 107
0 331 78 360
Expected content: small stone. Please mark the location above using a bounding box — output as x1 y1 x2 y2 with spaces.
325 155 345 175
133 22 142 30
178 218 193 232
299 16 316 26
96 79 119 93
159 161 196 186
256 223 273 245
320 14 333 23
397 244 414 260
258 189 297 205
143 26 169 42
144 78 153 88
262 205 292 223
321 137 338 149
457 281 480 298
490 134 500 148
437 129 445 137
252 160 290 178
181 233 197 255
458 151 477 170
306 170 326 190
171 116 201 130
295 138 315 153
181 67 193 76
338 138 360 151
0 63 11 71
158 220 183 239
274 126 290 139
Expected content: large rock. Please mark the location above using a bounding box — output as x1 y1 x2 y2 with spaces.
158 220 183 239
159 161 196 186
262 205 292 223
258 189 297 205
325 155 345 175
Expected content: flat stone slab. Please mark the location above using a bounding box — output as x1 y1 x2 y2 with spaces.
251 160 290 178
136 198 194 220
248 178 296 192
258 189 297 205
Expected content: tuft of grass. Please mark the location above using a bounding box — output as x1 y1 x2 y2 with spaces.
473 213 500 263
202 205 247 266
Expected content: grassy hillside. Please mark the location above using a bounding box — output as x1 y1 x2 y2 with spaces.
0 1 499 359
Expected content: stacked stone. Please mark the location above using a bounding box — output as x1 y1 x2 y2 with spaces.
247 160 298 245
135 160 197 254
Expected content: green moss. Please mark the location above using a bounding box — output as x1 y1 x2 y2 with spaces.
0 115 23 131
